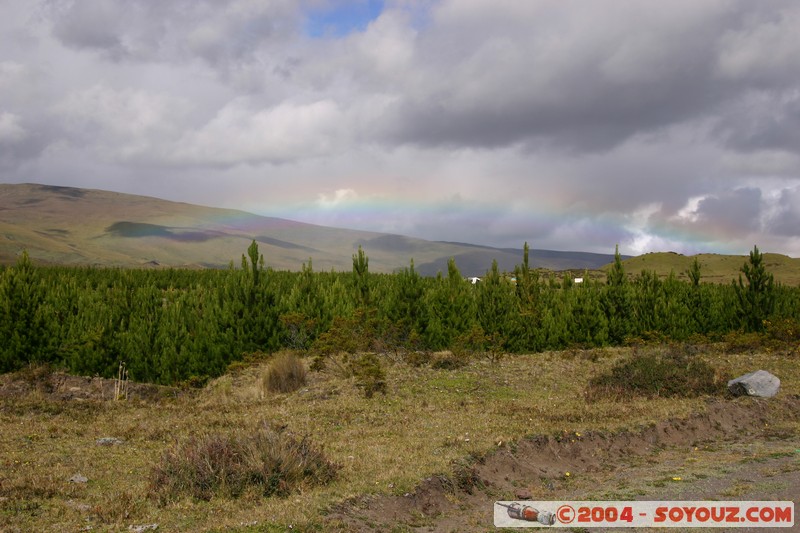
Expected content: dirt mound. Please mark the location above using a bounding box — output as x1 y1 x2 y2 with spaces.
329 395 800 532
0 367 182 402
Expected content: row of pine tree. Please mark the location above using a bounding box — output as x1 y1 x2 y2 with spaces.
1 243 796 385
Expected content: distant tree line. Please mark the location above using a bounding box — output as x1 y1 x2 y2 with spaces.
0 242 797 385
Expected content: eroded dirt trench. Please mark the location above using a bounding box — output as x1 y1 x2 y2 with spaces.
329 395 800 532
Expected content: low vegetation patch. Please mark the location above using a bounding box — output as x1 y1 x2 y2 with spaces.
348 352 387 398
149 423 338 504
308 348 387 398
426 350 467 370
444 325 487 368
586 345 728 400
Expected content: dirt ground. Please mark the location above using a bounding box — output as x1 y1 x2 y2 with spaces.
329 395 800 532
1 368 796 532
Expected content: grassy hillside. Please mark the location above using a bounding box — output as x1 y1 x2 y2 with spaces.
0 183 617 274
613 251 800 286
0 183 388 271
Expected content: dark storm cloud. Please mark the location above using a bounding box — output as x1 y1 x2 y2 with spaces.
716 91 800 154
693 188 763 237
768 186 800 237
29 0 800 158
1 0 800 256
44 0 298 75
379 1 800 152
49 0 129 58
385 55 722 152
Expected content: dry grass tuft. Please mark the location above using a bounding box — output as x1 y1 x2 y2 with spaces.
430 350 469 370
263 351 307 394
149 423 337 504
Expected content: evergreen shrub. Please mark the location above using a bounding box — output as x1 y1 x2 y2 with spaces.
348 353 386 398
765 318 800 346
586 345 726 400
722 331 766 354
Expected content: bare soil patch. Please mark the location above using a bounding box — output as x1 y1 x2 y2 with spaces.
329 395 800 532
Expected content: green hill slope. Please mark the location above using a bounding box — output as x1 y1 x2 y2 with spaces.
610 251 800 286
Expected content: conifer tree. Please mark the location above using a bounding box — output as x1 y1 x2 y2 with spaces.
383 259 425 341
735 245 775 332
633 269 660 334
352 245 370 307
687 257 702 287
248 240 260 286
423 258 475 349
0 251 54 371
568 286 608 347
477 259 515 352
603 245 631 343
514 242 540 308
509 242 545 351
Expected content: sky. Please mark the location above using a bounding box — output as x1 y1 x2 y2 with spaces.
2 0 800 257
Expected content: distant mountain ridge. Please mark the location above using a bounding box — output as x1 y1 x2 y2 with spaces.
422 241 629 277
0 183 621 275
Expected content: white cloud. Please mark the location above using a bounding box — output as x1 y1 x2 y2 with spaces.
172 98 346 165
0 112 27 143
53 84 189 160
353 10 416 78
316 188 358 208
674 196 706 224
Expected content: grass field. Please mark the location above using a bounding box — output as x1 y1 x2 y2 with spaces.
1 343 798 532
613 251 800 285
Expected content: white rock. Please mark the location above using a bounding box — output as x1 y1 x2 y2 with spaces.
727 370 780 398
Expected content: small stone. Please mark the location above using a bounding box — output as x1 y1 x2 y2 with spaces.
66 500 91 512
128 525 158 532
69 474 88 483
96 437 125 446
515 489 532 500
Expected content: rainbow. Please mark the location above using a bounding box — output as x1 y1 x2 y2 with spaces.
213 190 753 255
